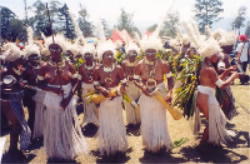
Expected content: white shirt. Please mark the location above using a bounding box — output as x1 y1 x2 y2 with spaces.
236 42 249 62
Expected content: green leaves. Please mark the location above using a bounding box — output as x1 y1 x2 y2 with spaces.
173 55 203 119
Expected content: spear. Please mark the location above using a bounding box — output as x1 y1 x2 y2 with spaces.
46 3 64 101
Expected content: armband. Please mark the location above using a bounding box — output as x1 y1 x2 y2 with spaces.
94 81 100 86
37 75 45 81
218 61 225 68
120 78 127 84
165 71 172 78
215 79 224 88
72 74 82 80
133 75 140 80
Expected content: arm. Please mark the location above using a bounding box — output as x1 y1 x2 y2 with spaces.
117 65 126 95
163 62 174 102
93 67 109 97
61 63 81 108
37 64 62 94
209 68 239 90
133 63 151 96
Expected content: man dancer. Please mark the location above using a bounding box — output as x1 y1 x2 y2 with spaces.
0 43 31 154
195 39 239 146
121 42 141 127
93 41 128 156
134 37 174 153
79 44 99 129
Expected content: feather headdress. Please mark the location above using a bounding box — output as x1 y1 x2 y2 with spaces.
24 26 41 59
125 42 140 54
2 43 23 61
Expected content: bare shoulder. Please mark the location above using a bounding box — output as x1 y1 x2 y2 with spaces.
115 64 123 71
40 62 49 71
66 61 74 68
205 66 217 76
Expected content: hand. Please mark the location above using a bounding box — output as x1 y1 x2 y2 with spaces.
165 92 172 104
142 87 151 96
232 72 239 79
19 81 26 88
228 65 238 72
60 97 71 109
100 88 109 97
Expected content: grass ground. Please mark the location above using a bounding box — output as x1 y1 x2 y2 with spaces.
1 79 250 164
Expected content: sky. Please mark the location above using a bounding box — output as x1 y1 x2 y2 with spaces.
1 0 250 33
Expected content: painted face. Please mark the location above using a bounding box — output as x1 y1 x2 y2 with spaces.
127 50 137 62
84 53 93 61
28 54 40 67
49 44 62 62
210 54 219 64
145 49 156 61
102 50 114 66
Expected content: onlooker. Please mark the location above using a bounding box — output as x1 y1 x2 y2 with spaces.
236 35 250 72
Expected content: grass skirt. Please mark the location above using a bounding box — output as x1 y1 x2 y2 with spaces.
43 84 87 160
139 83 172 152
98 96 128 156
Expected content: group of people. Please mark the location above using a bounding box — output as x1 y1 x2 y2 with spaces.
0 21 249 161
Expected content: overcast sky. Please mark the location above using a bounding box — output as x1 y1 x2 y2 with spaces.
1 0 250 33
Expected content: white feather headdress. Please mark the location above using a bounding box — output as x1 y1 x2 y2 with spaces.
140 36 163 52
24 26 41 59
81 43 96 56
125 42 140 54
199 38 221 58
219 31 236 46
181 20 221 58
44 34 67 53
97 40 116 60
23 44 40 59
2 43 23 62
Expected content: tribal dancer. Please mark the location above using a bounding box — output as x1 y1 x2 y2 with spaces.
22 43 45 139
0 43 31 153
93 41 128 156
121 42 141 126
134 37 174 153
22 27 45 139
38 35 87 160
195 39 239 145
79 44 99 128
214 29 238 120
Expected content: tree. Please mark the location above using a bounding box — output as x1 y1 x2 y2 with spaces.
161 12 179 37
117 8 137 37
30 0 62 37
147 12 179 38
101 18 111 38
245 21 250 38
194 0 224 32
0 6 16 40
58 4 75 39
78 4 93 37
7 19 27 42
232 6 247 33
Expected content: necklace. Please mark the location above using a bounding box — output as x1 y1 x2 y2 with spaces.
103 64 115 84
145 58 155 66
103 64 115 73
49 59 66 76
49 59 65 69
127 60 137 67
84 62 95 70
144 59 157 87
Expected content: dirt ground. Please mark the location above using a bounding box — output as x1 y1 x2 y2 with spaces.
1 79 250 164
